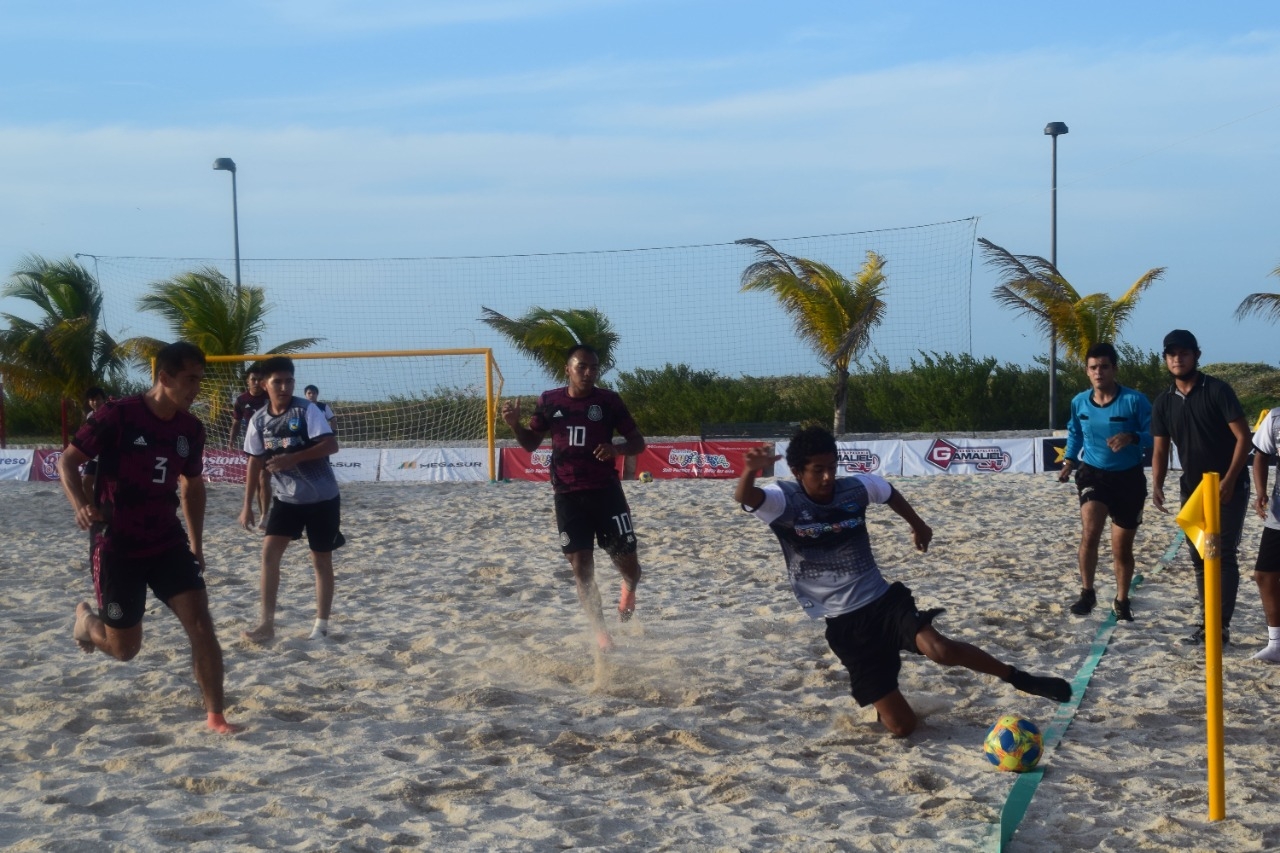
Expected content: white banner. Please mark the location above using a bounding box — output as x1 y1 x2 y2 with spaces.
379 447 490 482
902 437 1036 476
0 449 34 481
773 440 903 478
330 448 380 483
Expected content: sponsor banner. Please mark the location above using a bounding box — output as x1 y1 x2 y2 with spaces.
31 448 64 482
0 449 34 481
380 447 490 482
773 440 902 478
203 448 250 484
902 437 1036 476
635 441 755 480
1038 437 1163 473
330 448 380 483
499 446 624 482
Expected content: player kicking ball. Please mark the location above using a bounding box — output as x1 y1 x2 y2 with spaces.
736 427 1072 737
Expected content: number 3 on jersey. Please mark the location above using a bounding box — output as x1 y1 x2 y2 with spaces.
153 456 169 484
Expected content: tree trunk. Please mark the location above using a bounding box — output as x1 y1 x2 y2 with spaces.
832 369 848 434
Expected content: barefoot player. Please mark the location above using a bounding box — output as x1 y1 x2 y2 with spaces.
58 341 241 734
736 426 1072 737
502 344 645 652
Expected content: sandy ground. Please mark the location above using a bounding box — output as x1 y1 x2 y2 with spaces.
0 474 1276 852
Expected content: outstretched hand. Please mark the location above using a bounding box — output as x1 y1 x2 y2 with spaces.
501 397 522 428
744 445 782 474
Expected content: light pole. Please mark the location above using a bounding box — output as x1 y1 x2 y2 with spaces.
1044 122 1064 427
213 156 240 292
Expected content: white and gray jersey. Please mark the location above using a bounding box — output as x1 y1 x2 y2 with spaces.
747 475 893 618
244 396 338 505
1253 408 1280 530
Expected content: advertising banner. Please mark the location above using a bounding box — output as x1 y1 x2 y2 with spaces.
330 448 381 483
31 448 64 482
773 440 902 478
380 447 490 482
0 449 34 481
902 437 1036 476
1039 436 1165 473
202 448 249 484
634 442 755 480
499 447 624 482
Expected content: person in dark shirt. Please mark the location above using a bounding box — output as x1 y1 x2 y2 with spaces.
502 344 646 652
231 364 271 526
1150 329 1253 645
57 341 241 734
80 386 107 509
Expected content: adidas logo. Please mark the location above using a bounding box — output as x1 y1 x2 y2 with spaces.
552 409 564 418
133 436 148 447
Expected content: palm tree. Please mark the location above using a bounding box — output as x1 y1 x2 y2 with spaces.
981 238 1165 364
479 306 620 382
1233 262 1280 324
121 267 322 438
0 255 126 439
737 238 886 433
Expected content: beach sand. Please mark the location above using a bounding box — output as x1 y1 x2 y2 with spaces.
0 474 1276 851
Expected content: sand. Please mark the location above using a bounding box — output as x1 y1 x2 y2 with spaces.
0 474 1277 852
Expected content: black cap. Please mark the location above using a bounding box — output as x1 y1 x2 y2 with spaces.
1163 329 1199 353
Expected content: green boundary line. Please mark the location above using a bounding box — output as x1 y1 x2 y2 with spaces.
989 530 1186 850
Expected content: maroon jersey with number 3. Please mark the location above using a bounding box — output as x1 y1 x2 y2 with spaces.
528 387 636 493
70 395 205 557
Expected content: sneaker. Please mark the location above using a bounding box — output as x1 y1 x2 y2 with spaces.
1112 598 1134 622
1181 626 1231 646
1008 666 1073 703
1069 588 1097 616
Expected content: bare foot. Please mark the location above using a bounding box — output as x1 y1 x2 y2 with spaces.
73 602 96 653
618 584 636 622
242 624 274 644
206 712 244 735
596 630 615 653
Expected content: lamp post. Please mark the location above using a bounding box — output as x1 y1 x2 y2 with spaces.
212 156 241 292
1044 120 1064 427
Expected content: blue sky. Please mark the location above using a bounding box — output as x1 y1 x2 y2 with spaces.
2 0 1280 372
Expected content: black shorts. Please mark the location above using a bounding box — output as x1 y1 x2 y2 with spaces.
91 540 206 629
1075 463 1146 530
265 495 346 552
823 582 943 707
553 480 638 556
1256 526 1280 573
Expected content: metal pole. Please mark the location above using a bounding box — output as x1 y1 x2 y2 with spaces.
230 169 241 292
1049 132 1058 430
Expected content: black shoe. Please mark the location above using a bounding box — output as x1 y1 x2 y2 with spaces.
1069 588 1097 616
1181 626 1230 646
1112 598 1134 622
1008 666 1073 703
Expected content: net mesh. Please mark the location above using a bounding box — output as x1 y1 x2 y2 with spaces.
201 351 502 451
79 218 976 398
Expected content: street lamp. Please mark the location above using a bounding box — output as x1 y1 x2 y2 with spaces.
1044 120 1064 427
212 156 241 292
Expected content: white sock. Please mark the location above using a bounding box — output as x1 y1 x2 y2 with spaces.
1251 626 1280 662
309 618 329 639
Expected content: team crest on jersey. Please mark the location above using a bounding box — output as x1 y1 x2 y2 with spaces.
925 438 1012 472
289 415 302 432
587 405 603 422
176 436 190 458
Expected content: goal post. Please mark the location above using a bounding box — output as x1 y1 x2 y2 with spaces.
197 348 504 481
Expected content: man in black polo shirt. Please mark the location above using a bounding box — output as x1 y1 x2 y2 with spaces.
1151 329 1253 645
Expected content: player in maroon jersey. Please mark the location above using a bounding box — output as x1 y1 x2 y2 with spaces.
231 364 271 527
502 344 646 652
58 342 241 734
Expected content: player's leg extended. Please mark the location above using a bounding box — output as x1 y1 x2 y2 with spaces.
566 549 612 649
168 588 241 734
871 689 918 738
914 624 1071 703
1111 523 1137 602
1071 500 1107 614
243 536 289 643
74 602 143 660
310 549 334 622
611 551 641 621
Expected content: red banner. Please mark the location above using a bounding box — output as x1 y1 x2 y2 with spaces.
635 441 758 480
202 448 249 484
31 448 65 482
500 446 625 482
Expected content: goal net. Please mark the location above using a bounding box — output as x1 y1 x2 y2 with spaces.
199 348 503 457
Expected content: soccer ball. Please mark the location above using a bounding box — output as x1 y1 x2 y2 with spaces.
638 471 654 483
983 716 1043 772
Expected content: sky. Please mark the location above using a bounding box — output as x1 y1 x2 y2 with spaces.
2 0 1280 374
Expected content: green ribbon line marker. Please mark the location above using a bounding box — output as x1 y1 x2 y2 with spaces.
989 529 1183 850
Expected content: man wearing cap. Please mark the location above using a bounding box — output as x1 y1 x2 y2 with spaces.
1151 329 1253 645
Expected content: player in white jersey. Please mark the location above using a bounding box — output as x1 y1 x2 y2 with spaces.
1249 407 1280 661
736 426 1072 737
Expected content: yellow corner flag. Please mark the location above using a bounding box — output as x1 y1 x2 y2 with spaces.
1176 472 1225 822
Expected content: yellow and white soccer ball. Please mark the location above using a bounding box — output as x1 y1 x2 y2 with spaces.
983 715 1043 772
638 471 654 483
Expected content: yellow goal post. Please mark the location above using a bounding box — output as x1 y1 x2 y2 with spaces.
196 348 504 481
